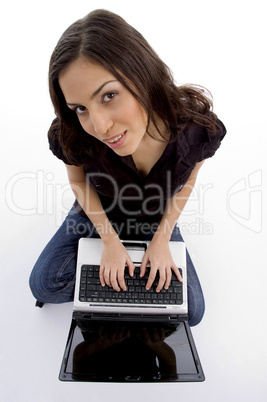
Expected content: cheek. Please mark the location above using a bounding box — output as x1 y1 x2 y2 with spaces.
125 100 147 128
78 118 96 138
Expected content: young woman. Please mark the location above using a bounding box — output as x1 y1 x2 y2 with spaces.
29 9 226 326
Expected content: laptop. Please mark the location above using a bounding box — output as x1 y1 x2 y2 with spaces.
59 238 205 382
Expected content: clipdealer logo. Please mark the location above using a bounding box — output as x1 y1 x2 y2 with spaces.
226 170 262 233
6 169 262 234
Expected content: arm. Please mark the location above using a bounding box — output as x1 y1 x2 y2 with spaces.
140 161 205 291
66 165 135 291
137 327 177 373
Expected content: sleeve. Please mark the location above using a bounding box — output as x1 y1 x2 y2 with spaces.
197 118 227 161
177 117 226 163
48 118 73 165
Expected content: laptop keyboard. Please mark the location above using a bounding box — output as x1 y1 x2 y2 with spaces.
79 265 183 305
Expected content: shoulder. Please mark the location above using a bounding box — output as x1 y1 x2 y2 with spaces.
48 118 101 166
48 118 72 164
176 117 226 161
184 117 226 145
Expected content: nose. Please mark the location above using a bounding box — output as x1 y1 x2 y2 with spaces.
88 108 113 137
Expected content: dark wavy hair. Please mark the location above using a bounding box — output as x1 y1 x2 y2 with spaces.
48 9 217 165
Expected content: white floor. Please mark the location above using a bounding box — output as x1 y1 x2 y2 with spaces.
1 1 266 401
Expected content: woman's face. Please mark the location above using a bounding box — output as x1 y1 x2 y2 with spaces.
59 58 149 156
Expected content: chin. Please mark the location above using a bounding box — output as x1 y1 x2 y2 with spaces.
112 145 136 157
113 149 132 157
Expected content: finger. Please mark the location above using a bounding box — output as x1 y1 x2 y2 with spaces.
104 268 112 288
159 327 165 341
112 326 120 341
173 266 183 282
117 326 125 339
145 269 157 290
110 270 121 292
117 268 127 291
152 327 160 342
164 267 172 289
126 257 135 277
99 326 108 340
155 269 166 292
99 265 105 287
140 255 149 277
117 326 129 341
140 327 150 342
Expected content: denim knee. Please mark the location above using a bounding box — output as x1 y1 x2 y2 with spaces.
187 293 205 327
29 252 77 304
29 269 75 304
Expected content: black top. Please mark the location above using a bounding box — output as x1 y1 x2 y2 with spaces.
49 119 226 235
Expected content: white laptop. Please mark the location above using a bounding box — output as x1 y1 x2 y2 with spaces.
59 238 205 382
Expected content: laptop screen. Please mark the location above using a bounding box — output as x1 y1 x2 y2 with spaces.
59 319 204 382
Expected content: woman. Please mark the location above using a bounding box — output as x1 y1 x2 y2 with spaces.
29 9 226 326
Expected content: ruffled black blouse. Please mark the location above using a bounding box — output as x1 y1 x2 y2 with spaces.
49 118 226 230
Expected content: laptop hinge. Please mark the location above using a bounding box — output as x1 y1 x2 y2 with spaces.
73 312 187 324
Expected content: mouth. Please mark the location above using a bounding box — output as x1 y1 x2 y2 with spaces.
104 131 127 149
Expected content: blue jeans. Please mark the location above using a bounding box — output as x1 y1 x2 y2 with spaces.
29 207 205 326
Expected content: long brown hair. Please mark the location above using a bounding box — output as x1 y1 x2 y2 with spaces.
49 9 217 165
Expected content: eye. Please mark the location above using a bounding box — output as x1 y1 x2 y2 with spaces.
102 92 117 103
75 106 87 115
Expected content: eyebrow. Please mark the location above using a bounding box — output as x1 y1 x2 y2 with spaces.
66 80 118 107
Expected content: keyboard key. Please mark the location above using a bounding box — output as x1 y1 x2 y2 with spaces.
86 285 96 291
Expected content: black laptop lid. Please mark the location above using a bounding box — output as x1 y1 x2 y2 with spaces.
59 319 204 382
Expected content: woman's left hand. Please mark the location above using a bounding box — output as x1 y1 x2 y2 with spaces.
140 237 183 292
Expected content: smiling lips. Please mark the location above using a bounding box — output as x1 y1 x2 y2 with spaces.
104 131 127 149
107 133 124 143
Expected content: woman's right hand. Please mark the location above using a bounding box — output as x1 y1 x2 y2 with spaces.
99 238 135 291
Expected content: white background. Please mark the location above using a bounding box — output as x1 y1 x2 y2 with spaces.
1 0 266 401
